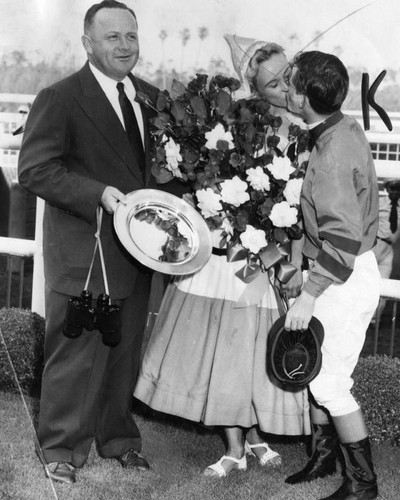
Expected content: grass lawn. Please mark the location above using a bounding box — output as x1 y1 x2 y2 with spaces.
1 392 400 500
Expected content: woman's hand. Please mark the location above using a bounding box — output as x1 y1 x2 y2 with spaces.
279 268 303 299
281 235 305 298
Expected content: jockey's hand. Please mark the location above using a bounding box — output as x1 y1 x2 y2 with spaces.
100 186 127 214
284 290 316 331
279 268 303 299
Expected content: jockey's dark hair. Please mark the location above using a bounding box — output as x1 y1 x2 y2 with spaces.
291 50 349 114
84 0 137 33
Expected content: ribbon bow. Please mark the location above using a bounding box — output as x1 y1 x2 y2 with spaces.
232 241 296 284
229 241 298 307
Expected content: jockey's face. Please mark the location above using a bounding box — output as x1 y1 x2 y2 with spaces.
285 65 306 117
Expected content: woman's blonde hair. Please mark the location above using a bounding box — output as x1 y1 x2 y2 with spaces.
245 42 285 93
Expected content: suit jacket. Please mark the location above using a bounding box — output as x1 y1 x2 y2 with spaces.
18 62 170 299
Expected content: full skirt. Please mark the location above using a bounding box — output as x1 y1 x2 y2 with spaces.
134 254 311 436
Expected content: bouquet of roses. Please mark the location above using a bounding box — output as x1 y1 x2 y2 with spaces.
137 74 309 280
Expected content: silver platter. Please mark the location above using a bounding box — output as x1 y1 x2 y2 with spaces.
114 189 212 275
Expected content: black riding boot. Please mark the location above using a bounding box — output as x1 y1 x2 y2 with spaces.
320 437 378 499
285 423 339 484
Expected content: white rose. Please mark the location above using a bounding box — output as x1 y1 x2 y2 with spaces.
164 137 183 178
205 123 234 150
267 156 295 181
219 176 250 207
196 188 223 218
246 166 271 191
240 224 268 254
269 201 298 227
283 178 303 206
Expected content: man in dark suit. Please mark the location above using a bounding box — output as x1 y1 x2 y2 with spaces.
18 0 169 484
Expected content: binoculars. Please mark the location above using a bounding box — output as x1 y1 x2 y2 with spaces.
63 290 121 347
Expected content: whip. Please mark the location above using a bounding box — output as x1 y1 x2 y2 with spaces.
0 325 59 500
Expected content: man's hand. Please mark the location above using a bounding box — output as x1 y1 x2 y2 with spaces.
284 291 316 331
100 186 127 214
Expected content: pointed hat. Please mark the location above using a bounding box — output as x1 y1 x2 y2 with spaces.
224 34 268 84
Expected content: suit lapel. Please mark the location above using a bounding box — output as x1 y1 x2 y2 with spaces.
76 63 144 186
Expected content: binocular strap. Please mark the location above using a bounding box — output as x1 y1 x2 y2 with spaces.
84 206 110 295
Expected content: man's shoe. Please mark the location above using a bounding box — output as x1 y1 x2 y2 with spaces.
117 449 150 471
46 462 76 484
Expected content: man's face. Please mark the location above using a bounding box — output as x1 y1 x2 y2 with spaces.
83 7 139 81
284 65 305 117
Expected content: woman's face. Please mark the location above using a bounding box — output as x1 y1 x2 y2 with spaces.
254 53 289 108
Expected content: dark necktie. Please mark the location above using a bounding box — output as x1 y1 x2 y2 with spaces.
389 195 398 233
116 82 145 175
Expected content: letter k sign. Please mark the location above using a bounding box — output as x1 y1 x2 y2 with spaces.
361 70 393 132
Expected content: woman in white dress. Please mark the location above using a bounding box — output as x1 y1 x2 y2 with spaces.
134 35 310 478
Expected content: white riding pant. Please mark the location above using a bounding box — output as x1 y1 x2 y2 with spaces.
308 251 380 417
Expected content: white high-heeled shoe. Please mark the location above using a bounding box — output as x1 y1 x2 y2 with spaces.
203 454 247 478
245 440 282 467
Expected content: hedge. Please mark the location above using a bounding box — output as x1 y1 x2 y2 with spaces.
353 355 400 446
0 307 45 396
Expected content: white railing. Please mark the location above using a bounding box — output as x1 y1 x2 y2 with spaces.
0 96 44 316
374 279 400 356
0 236 36 307
345 109 400 134
0 196 45 316
0 110 25 171
0 93 36 104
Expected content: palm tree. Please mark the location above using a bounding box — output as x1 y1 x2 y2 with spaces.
179 28 191 76
311 30 323 49
288 32 301 57
159 29 168 88
195 27 209 71
333 45 344 58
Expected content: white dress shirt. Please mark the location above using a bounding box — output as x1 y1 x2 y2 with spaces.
89 62 145 146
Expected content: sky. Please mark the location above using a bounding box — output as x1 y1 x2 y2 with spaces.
0 0 399 77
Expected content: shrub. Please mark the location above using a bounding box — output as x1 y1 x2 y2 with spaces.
0 307 44 396
353 355 400 446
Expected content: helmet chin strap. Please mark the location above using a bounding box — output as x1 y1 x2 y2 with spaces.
284 363 306 379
